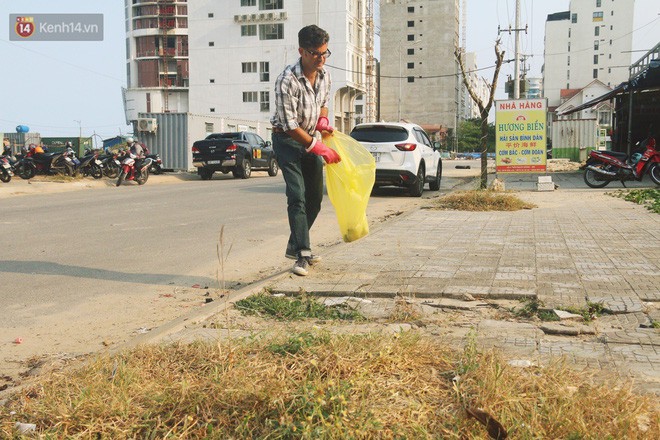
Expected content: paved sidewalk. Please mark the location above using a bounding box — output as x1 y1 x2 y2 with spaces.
166 171 660 392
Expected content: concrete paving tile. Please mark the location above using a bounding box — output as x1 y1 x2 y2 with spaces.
602 329 659 346
588 296 646 314
637 291 660 302
412 271 456 278
607 312 654 329
487 287 536 299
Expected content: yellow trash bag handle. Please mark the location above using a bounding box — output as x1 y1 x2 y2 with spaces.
323 131 375 242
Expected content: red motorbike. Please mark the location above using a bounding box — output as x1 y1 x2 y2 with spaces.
583 137 660 188
116 151 153 186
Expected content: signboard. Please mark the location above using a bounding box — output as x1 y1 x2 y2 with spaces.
495 98 547 173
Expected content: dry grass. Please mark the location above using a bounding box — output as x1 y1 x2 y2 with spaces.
387 297 423 322
430 190 536 211
35 174 83 183
1 332 657 439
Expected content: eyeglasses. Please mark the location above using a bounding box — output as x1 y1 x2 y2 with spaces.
304 48 331 58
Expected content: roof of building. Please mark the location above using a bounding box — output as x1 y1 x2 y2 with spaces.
547 11 570 22
560 89 581 100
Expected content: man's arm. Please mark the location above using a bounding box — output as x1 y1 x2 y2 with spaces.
285 127 315 148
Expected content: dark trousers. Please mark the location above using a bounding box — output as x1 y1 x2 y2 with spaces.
272 132 323 258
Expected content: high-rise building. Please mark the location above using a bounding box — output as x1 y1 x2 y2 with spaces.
124 0 369 133
123 0 190 118
543 0 634 109
379 0 460 132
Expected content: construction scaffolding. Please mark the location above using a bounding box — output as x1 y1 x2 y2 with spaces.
158 0 175 112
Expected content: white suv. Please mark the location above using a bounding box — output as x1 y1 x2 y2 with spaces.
350 122 442 197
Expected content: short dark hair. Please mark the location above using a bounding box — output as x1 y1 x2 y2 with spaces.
298 25 329 49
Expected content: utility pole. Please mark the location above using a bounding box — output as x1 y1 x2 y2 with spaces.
498 1 527 99
513 0 521 99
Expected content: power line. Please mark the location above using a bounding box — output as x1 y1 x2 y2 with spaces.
325 61 511 80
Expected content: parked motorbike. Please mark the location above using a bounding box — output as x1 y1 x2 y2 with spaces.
583 137 660 188
98 149 122 178
16 145 77 179
0 155 13 183
116 152 153 186
77 149 104 179
147 153 164 174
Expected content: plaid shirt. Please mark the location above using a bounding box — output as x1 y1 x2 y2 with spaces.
270 58 331 135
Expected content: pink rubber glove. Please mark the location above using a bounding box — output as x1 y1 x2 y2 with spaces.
307 138 341 164
315 116 334 133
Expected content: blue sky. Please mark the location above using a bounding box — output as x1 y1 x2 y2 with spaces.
1 1 658 139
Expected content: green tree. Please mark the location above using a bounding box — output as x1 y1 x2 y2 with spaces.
457 119 496 152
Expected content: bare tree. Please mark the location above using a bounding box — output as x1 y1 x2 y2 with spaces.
455 41 505 189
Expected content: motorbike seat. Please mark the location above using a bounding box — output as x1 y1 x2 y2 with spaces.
32 153 59 164
598 150 628 161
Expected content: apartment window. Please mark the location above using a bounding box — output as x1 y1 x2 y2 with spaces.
241 0 256 5
611 10 613 16
610 39 612 45
594 40 599 50
407 34 414 41
593 69 598 78
567 70 570 80
610 25 613 30
210 78 215 83
260 91 270 112
242 62 257 73
408 6 414 13
596 0 601 6
608 67 612 73
208 41 214 46
210 108 215 112
407 76 414 83
205 123 214 133
241 24 256 36
594 26 600 36
407 21 414 27
259 0 283 10
407 48 414 55
259 61 269 82
567 55 570 66
243 91 258 102
568 42 571 52
594 54 598 64
259 23 283 40
593 11 603 21
568 28 571 37
407 62 414 69
571 13 577 23
208 13 214 18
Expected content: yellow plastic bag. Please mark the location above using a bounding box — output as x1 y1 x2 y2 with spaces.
323 131 376 242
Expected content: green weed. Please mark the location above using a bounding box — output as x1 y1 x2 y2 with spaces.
235 292 364 321
608 189 660 214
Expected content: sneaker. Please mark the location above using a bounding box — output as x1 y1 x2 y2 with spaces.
285 251 321 265
292 257 309 276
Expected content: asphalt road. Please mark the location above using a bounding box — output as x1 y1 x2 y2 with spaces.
1 169 469 379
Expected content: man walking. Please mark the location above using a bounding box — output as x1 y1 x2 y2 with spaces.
270 24 341 276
